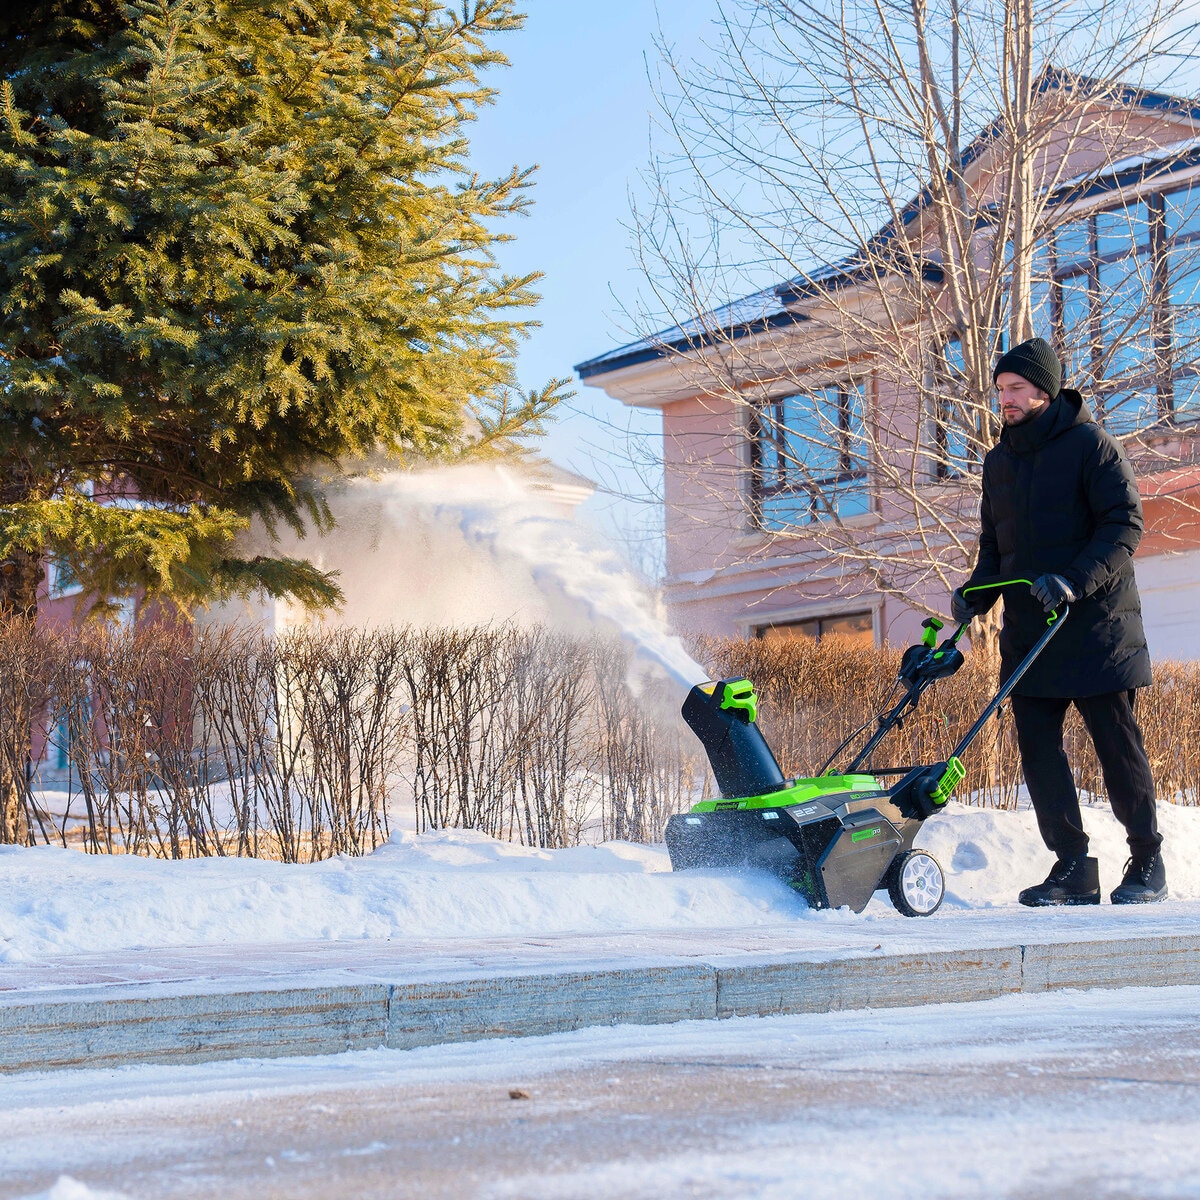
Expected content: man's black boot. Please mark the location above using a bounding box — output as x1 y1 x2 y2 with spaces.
1110 852 1168 904
1018 855 1101 906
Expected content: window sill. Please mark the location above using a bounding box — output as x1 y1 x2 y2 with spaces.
736 509 883 546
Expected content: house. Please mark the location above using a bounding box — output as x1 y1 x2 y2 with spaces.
576 76 1200 658
31 461 595 784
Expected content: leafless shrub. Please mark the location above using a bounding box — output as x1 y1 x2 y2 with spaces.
176 624 279 858
55 623 187 855
509 628 596 848
1086 661 1200 806
26 623 407 859
398 625 606 846
23 622 1199 859
278 627 406 858
401 625 517 837
0 618 61 845
592 641 707 843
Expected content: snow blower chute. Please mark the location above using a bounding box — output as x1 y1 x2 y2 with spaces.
665 581 1068 916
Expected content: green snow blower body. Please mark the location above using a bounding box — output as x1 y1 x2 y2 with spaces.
664 677 951 915
665 583 1069 917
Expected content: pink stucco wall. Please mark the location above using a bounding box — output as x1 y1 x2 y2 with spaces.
657 365 969 644
626 99 1200 648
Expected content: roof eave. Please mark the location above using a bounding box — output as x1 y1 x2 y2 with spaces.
575 308 808 381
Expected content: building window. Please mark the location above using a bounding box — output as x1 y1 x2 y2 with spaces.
1047 184 1200 431
753 610 874 644
1165 185 1200 416
46 557 83 598
47 690 89 772
750 381 870 530
51 712 71 771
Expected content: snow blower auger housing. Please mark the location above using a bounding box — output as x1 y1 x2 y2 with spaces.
665 581 1068 917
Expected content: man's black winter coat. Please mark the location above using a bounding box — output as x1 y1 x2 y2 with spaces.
965 388 1152 697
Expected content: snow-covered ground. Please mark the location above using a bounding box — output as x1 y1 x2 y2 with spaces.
3 798 1199 965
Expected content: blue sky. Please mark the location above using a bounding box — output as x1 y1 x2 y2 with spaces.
467 1 716 571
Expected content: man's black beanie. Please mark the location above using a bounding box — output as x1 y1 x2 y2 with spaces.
992 337 1062 400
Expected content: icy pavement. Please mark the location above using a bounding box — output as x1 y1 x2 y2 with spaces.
4 985 1200 1199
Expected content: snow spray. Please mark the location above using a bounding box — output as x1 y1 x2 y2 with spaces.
305 466 708 690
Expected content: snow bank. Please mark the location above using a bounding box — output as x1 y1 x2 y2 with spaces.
0 830 804 963
2 801 1199 963
915 794 1200 909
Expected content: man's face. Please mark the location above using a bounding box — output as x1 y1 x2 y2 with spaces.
996 372 1051 426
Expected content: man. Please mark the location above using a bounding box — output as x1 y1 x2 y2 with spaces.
951 337 1166 906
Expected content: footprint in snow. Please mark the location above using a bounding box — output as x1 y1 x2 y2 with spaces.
951 842 989 871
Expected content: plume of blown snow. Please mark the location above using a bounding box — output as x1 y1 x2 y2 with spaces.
223 464 708 691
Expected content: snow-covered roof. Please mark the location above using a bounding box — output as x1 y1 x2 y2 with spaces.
575 286 797 380
1056 134 1200 191
577 72 1200 385
524 458 596 507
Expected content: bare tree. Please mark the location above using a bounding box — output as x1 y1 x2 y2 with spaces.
632 0 1200 654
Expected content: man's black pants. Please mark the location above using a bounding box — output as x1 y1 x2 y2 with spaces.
1010 690 1161 860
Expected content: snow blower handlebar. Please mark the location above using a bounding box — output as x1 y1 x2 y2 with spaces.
947 578 1070 763
898 579 1070 812
842 579 1068 809
841 616 968 775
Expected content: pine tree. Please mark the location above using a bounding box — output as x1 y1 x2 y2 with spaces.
0 0 564 620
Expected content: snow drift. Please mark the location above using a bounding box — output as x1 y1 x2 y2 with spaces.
3 799 1200 964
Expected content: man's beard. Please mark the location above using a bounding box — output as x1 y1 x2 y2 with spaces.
1003 404 1046 426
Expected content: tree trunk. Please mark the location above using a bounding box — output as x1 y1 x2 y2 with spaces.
0 739 29 844
0 546 43 843
0 545 43 620
1004 0 1037 346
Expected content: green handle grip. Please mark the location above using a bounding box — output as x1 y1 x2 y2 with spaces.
963 577 1063 625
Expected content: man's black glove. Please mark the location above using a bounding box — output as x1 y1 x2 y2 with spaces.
950 587 977 624
1030 573 1076 613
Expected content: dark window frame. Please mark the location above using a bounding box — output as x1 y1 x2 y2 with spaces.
1048 186 1200 428
752 609 875 643
930 338 989 478
748 380 870 530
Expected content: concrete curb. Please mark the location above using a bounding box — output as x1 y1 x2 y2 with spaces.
5 933 1200 1073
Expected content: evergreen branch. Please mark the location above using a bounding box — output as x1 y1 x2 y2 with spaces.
0 0 555 617
460 377 573 458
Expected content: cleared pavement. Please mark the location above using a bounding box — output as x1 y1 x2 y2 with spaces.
5 904 1200 1073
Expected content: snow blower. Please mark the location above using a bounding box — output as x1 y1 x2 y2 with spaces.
665 580 1068 917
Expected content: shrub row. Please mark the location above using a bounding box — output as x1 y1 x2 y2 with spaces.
701 634 1200 809
0 621 702 859
3 622 1197 860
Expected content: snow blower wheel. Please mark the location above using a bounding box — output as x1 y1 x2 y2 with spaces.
887 850 945 917
665 580 1071 918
